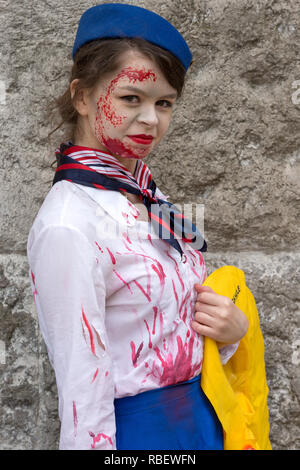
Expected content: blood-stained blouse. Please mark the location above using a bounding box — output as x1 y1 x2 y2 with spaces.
27 149 238 450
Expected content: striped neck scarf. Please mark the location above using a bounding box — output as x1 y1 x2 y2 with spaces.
52 142 207 257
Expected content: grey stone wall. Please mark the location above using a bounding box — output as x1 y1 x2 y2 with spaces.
0 0 299 450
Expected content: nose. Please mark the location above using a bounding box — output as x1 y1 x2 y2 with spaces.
137 104 159 127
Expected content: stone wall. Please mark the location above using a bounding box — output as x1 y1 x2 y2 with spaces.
0 0 299 450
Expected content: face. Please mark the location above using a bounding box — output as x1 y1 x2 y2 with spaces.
75 50 177 170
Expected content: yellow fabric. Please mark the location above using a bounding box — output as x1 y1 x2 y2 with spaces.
201 265 272 450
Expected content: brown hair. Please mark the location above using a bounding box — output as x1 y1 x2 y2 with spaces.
49 37 186 146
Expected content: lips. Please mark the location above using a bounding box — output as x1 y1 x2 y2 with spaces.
128 134 154 145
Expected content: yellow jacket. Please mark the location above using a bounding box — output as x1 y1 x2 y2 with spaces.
201 265 272 450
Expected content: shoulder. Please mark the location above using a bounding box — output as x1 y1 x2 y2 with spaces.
27 180 137 249
27 180 102 251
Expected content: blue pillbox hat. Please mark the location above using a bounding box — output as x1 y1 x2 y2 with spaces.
72 3 192 71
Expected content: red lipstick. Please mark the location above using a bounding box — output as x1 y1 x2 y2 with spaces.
128 134 154 145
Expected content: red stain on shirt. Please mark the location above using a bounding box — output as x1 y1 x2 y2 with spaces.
146 331 202 388
133 279 151 302
130 341 144 368
142 307 161 350
147 233 153 245
166 252 185 290
122 239 134 252
191 267 202 279
152 306 158 335
91 368 99 384
95 241 104 253
121 211 130 223
127 201 140 219
187 250 196 267
172 279 179 312
143 258 152 300
113 269 133 293
159 312 164 336
193 249 206 272
122 232 132 245
73 401 78 438
151 263 166 290
144 320 152 349
113 251 165 299
81 305 96 356
31 270 38 303
89 431 113 449
179 291 192 321
106 247 116 264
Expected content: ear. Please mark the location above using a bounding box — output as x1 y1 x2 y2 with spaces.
70 79 90 117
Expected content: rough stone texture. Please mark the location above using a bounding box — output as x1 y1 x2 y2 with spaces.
0 0 299 450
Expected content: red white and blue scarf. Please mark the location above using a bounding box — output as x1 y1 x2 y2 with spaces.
52 142 207 256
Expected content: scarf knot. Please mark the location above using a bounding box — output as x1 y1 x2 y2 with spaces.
53 142 207 256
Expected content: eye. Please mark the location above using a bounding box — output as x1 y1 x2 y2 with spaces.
120 95 139 103
156 100 173 108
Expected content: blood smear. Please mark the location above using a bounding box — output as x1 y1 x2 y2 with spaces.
147 332 202 388
73 401 78 437
89 432 113 449
130 340 144 367
106 247 116 264
81 306 96 356
91 368 99 383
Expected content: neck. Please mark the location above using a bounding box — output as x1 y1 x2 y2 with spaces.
113 156 138 175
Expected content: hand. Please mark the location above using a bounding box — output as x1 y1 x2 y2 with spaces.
191 284 249 345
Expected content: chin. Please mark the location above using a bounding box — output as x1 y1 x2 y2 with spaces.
104 137 152 160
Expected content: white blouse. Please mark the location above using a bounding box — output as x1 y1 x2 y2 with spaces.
27 179 238 450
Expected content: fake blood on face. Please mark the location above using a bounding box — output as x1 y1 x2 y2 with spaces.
94 66 157 159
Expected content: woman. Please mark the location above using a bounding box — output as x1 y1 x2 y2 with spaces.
27 4 248 450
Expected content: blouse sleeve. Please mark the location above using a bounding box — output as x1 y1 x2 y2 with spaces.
218 342 240 365
27 225 116 450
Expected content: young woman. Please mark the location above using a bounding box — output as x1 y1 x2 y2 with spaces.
27 4 248 450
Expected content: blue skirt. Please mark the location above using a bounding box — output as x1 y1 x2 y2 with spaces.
114 375 223 450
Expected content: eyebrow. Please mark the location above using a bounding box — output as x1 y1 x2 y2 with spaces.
118 86 177 99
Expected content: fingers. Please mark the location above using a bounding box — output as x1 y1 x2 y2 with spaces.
193 283 248 344
193 307 226 341
197 292 220 307
194 283 213 293
194 301 217 317
191 320 218 339
195 284 235 309
191 315 228 342
194 309 216 327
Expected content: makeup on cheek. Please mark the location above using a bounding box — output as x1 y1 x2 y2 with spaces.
103 67 157 123
94 66 157 159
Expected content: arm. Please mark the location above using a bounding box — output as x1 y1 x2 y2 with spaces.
28 225 116 449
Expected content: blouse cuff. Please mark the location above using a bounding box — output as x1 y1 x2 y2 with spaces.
218 341 240 365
